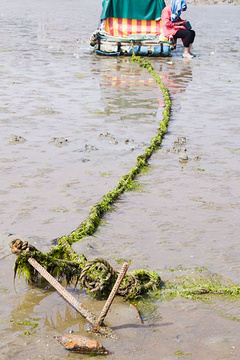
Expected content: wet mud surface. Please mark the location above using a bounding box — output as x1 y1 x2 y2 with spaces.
1 1 240 359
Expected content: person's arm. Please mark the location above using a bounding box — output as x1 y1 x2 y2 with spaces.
174 17 186 26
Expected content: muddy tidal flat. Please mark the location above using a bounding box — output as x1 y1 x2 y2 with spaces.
1 1 240 359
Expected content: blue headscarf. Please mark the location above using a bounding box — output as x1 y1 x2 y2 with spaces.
170 0 187 22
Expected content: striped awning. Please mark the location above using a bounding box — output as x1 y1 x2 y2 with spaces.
103 17 163 38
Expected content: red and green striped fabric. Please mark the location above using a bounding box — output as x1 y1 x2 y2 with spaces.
103 17 163 37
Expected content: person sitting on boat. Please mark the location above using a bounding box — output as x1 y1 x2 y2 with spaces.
161 0 195 58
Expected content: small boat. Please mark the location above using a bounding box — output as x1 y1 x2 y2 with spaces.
90 0 174 57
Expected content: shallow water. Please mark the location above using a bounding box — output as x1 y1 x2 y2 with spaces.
1 1 240 359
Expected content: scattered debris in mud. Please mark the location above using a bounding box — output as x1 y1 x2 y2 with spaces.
179 152 189 163
9 134 27 144
76 143 99 152
50 137 69 147
98 132 118 145
162 136 202 164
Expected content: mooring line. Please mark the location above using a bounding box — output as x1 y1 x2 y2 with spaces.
51 55 172 255
11 57 172 300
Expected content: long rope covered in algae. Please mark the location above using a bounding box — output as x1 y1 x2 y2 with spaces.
53 55 171 251
11 56 169 300
11 56 240 304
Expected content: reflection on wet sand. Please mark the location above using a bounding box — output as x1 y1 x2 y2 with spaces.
157 60 193 94
97 56 193 91
91 56 192 124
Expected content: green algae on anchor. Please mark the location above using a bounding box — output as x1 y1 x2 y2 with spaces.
13 248 86 284
12 240 162 301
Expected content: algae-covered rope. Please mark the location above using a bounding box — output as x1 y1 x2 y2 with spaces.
10 240 240 304
10 239 162 300
44 55 172 257
10 57 171 300
49 55 171 251
80 258 118 295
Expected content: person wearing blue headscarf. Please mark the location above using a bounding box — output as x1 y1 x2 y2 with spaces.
170 0 187 22
161 0 196 58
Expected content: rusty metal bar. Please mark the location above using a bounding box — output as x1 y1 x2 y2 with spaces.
27 257 114 337
96 262 129 326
